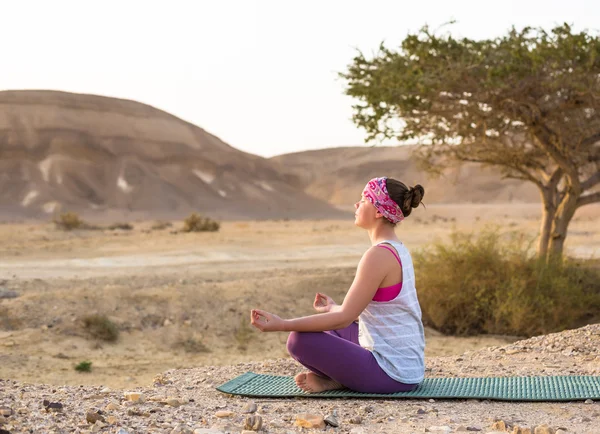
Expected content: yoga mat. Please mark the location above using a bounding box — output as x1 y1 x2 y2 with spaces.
217 372 600 401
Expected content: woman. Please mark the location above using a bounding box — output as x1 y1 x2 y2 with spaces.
250 177 426 393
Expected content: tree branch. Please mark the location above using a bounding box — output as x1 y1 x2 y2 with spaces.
581 132 600 147
581 172 600 191
577 191 600 208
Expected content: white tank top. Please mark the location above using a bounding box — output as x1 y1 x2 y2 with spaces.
358 240 426 384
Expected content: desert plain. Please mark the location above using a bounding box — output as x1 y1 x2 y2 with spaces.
0 203 599 433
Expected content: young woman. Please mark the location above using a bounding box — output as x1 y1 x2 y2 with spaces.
250 177 426 393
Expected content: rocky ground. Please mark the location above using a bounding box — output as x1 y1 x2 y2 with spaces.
1 324 598 434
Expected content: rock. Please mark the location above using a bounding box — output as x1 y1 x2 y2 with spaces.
492 420 507 431
91 421 105 433
349 415 362 424
428 426 451 433
241 402 257 414
105 402 120 411
0 408 12 417
106 415 117 424
512 427 533 434
42 400 63 412
123 392 144 402
324 413 339 427
115 429 130 434
243 415 262 431
193 430 225 434
466 428 482 432
214 411 234 418
585 399 594 404
294 414 325 429
555 430 568 434
171 425 194 434
166 397 187 407
86 410 106 424
534 424 555 434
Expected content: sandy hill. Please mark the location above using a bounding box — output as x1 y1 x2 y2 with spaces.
270 146 540 209
0 90 345 221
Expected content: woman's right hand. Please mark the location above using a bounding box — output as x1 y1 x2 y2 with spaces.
313 292 337 313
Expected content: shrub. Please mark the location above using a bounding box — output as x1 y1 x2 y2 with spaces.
173 337 210 353
53 212 84 230
182 213 220 232
414 226 600 337
107 223 133 230
75 360 92 372
53 212 101 230
151 220 172 230
82 314 120 342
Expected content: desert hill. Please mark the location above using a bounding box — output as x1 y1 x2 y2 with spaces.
0 90 345 221
271 146 540 210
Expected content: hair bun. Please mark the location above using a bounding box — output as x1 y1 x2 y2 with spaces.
408 185 425 209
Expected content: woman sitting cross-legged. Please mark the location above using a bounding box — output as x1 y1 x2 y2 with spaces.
250 177 426 394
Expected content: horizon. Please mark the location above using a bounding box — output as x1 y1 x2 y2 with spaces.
2 0 598 157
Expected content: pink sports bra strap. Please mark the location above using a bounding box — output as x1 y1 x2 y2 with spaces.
377 244 402 266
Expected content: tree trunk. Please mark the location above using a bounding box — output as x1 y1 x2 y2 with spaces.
537 196 555 260
547 189 580 261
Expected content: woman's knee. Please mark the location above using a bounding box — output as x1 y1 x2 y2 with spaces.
286 331 312 357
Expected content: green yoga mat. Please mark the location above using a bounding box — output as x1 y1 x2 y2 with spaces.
217 372 600 401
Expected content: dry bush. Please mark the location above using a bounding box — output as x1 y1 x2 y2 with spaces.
53 212 84 230
182 213 220 232
53 212 101 230
414 226 600 337
107 222 133 230
81 314 120 342
234 318 255 351
151 220 173 230
172 336 210 353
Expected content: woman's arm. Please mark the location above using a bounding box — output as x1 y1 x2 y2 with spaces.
250 247 392 332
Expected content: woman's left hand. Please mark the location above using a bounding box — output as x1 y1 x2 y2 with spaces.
250 309 285 332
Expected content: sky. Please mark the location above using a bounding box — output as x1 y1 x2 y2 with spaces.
2 0 598 158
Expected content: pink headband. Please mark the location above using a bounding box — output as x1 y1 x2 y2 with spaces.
363 177 404 224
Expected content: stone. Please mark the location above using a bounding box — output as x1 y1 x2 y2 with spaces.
324 413 339 427
86 410 106 424
428 426 451 433
123 392 144 402
105 402 120 411
0 408 12 417
193 430 225 434
115 429 131 434
106 415 117 424
243 415 262 431
166 397 187 407
214 411 234 418
42 400 63 412
585 399 594 404
171 425 194 434
492 420 507 431
349 415 362 424
534 424 555 434
294 413 325 429
512 427 533 434
241 402 257 414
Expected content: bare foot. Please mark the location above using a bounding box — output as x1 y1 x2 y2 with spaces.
294 371 344 393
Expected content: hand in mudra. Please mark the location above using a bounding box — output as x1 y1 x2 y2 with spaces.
313 292 337 313
250 309 284 332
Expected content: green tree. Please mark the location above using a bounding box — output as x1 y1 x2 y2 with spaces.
342 24 600 261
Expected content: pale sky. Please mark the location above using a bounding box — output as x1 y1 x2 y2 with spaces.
2 0 598 157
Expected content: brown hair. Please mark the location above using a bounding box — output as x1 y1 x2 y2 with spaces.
386 178 425 219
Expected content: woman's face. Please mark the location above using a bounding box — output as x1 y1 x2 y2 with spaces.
354 194 376 227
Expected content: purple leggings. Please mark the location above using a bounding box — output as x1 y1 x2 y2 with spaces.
286 322 418 393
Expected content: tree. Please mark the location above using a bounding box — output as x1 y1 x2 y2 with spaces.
342 24 600 261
